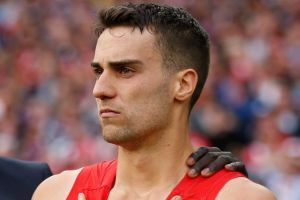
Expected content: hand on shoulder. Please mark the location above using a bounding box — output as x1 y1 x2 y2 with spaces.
32 169 81 200
216 177 276 200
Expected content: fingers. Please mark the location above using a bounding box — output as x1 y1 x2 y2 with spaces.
187 146 210 166
170 195 182 200
188 151 229 177
78 193 86 200
187 146 245 178
225 162 248 177
201 154 235 177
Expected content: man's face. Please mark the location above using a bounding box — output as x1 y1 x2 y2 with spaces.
92 26 174 148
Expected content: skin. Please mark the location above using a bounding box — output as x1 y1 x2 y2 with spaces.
32 26 276 200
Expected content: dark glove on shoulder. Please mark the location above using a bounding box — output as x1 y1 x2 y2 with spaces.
186 146 248 178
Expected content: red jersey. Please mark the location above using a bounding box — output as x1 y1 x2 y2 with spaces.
67 160 244 200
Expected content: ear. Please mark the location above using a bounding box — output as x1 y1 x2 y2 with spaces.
174 69 198 102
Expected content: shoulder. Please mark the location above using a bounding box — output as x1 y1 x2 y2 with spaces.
170 170 244 199
32 160 117 200
32 161 116 200
32 168 82 200
216 177 276 200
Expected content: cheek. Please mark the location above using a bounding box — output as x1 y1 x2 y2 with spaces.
126 83 164 110
120 79 152 105
127 82 172 124
120 74 173 119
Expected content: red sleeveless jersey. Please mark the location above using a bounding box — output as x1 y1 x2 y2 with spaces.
67 160 244 200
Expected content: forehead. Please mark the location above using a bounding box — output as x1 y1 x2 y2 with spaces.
93 26 160 63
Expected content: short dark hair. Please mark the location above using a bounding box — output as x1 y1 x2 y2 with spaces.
95 3 210 110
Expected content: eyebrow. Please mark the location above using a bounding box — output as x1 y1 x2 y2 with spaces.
91 59 143 69
91 62 101 68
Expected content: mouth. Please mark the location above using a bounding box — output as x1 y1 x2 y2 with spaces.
100 108 121 118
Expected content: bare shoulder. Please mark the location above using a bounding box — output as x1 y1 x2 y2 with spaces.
32 168 82 200
216 177 276 200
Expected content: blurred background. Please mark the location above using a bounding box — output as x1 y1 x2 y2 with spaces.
0 0 300 199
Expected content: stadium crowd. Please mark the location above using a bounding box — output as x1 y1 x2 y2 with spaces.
0 0 299 199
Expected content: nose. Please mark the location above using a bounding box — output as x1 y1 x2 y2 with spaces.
93 71 116 100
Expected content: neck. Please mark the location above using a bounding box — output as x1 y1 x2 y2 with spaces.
114 117 193 196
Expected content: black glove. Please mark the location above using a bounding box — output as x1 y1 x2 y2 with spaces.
186 146 248 177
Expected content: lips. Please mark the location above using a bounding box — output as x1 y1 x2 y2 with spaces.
100 108 120 118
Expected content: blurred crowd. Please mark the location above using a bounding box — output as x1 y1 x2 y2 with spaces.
0 0 300 199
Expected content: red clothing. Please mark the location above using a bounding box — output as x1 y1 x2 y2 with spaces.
67 160 116 200
67 160 244 200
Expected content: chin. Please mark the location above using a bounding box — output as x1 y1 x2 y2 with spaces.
102 126 137 145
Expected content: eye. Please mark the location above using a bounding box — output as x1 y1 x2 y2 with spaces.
93 68 103 79
117 66 135 77
118 66 132 74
